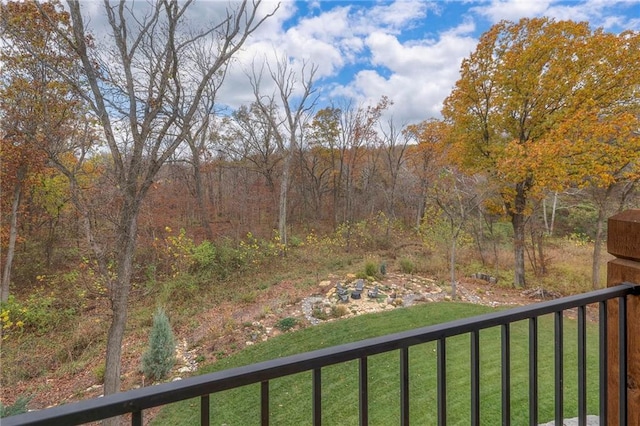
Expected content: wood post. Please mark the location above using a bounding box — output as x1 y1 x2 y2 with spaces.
607 209 640 425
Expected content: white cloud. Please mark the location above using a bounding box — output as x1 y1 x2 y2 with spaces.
330 19 478 123
471 0 640 31
471 0 553 23
366 0 429 29
79 0 640 126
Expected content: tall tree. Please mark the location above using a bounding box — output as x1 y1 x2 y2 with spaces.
378 116 408 220
442 18 637 287
298 117 336 221
30 1 278 414
249 57 317 246
225 102 282 196
405 119 449 228
308 106 342 227
185 84 221 241
0 0 81 302
553 30 640 288
337 98 390 230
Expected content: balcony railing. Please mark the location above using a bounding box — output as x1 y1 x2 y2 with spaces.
5 209 640 426
4 283 639 426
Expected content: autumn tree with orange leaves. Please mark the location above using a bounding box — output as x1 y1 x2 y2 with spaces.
443 17 640 288
0 0 82 302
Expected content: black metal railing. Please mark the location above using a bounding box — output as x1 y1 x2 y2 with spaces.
5 283 639 426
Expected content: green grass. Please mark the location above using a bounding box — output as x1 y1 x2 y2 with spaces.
153 303 601 425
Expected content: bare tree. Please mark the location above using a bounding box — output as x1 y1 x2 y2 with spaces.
430 168 486 298
32 1 279 419
184 74 225 240
379 117 409 219
327 98 390 234
249 57 317 246
225 102 283 194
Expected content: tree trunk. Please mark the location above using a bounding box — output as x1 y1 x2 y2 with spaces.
550 191 558 235
278 152 291 247
450 235 457 299
592 202 607 290
192 153 213 240
511 210 527 288
536 229 547 275
332 164 340 229
509 181 528 288
1 178 23 303
542 196 549 234
103 199 139 426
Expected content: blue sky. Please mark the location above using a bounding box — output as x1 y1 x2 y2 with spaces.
212 0 640 125
84 0 640 125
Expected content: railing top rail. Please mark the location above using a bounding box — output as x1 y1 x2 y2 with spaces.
5 283 639 426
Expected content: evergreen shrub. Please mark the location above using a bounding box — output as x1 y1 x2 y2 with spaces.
141 307 176 381
275 317 298 331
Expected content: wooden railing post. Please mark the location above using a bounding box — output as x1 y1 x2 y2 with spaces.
607 209 640 425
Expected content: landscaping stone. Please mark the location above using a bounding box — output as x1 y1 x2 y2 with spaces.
538 416 599 425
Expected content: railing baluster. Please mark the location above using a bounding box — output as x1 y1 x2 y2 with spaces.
437 338 447 426
261 381 269 426
619 296 627 426
359 357 369 426
599 300 608 425
501 324 511 426
201 394 210 426
529 317 538 426
471 330 480 425
578 305 586 426
313 368 322 426
555 311 564 425
401 347 410 426
131 410 142 426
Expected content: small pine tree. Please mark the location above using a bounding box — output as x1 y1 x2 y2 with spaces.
141 307 176 381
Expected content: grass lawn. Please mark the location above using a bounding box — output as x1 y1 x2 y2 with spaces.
153 302 601 425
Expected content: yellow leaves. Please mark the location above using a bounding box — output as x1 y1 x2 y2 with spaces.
444 17 640 217
552 108 640 188
0 296 25 339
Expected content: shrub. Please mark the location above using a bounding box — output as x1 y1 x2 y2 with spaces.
399 258 416 274
158 227 196 277
1 294 75 337
275 317 298 331
93 363 106 383
312 306 328 320
330 305 349 318
364 261 378 278
0 395 31 418
191 240 217 270
188 238 250 281
141 308 176 381
288 235 303 247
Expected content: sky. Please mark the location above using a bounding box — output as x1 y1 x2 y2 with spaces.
85 0 640 126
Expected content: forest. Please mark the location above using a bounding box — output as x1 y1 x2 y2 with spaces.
1 0 639 419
